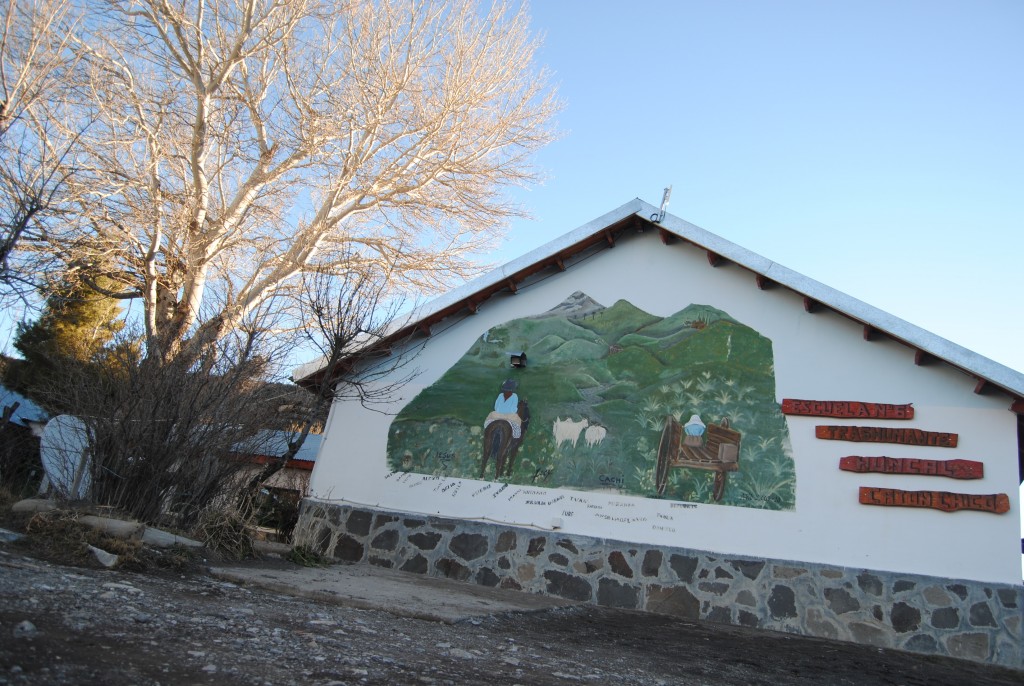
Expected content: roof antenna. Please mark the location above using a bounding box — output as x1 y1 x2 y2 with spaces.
651 186 672 223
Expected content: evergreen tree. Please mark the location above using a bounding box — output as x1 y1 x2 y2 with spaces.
3 276 125 412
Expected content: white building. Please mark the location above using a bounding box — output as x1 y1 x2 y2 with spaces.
295 200 1023 667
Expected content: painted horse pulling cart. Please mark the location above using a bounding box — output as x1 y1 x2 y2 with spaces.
656 415 741 501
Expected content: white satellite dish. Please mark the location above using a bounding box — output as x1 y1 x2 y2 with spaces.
40 415 92 499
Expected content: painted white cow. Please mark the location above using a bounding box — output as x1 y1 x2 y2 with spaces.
584 424 607 448
552 417 589 449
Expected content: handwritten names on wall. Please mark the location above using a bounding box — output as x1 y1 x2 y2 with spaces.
383 470 698 534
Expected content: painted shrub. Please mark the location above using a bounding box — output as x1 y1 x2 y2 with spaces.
387 292 795 509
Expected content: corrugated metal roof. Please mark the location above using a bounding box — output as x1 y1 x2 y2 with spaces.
233 430 322 463
0 385 48 425
295 199 1024 403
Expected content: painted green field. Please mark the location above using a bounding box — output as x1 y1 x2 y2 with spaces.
387 293 795 509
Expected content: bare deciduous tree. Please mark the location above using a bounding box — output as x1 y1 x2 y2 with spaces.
286 255 421 456
0 0 83 295
39 0 557 363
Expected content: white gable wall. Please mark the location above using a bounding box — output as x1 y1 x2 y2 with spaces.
309 228 1021 585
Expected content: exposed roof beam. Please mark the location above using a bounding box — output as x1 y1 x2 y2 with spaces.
863 325 879 342
914 349 935 366
755 274 775 290
803 297 821 313
707 251 724 267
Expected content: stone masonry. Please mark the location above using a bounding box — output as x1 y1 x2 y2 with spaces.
294 501 1023 669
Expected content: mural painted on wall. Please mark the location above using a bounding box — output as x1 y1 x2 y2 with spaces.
387 292 795 509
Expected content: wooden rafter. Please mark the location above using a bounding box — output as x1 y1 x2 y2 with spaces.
707 251 723 267
803 296 820 313
755 274 775 290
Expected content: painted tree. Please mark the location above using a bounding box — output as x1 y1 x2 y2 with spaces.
42 0 557 364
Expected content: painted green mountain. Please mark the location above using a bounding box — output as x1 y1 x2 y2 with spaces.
388 292 794 510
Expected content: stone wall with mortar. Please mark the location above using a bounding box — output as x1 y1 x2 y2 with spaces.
294 501 1023 669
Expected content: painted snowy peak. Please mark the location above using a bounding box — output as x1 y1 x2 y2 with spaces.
532 290 605 320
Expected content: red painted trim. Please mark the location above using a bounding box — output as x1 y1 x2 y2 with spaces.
229 454 315 471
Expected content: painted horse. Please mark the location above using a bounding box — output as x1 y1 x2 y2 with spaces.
480 399 530 480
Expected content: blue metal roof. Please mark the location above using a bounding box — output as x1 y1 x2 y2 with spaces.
233 430 322 463
0 385 47 425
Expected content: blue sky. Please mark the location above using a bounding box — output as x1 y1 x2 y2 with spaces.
494 0 1023 374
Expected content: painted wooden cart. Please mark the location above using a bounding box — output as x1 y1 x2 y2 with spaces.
655 416 741 501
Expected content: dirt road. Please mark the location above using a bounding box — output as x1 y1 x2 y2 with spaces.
1 546 1021 686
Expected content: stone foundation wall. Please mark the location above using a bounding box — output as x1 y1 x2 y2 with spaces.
294 501 1023 669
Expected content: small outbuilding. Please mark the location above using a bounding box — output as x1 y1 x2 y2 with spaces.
295 200 1023 668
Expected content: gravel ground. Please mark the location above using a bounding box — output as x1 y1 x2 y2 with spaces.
1 544 1022 686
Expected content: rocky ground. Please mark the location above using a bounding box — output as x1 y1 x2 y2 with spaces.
1 542 1023 686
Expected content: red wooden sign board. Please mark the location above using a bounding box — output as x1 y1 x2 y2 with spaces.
782 399 914 420
839 456 983 479
816 425 958 448
859 487 1009 514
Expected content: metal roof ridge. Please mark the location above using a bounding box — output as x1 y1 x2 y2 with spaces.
650 201 1024 399
294 199 1024 400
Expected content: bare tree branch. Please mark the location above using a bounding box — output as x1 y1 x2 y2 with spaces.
21 0 558 363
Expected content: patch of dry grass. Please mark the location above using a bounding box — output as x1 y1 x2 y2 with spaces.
6 506 204 575
193 505 257 561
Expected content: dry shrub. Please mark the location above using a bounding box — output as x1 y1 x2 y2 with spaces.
29 327 293 531
286 545 329 568
193 505 257 561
